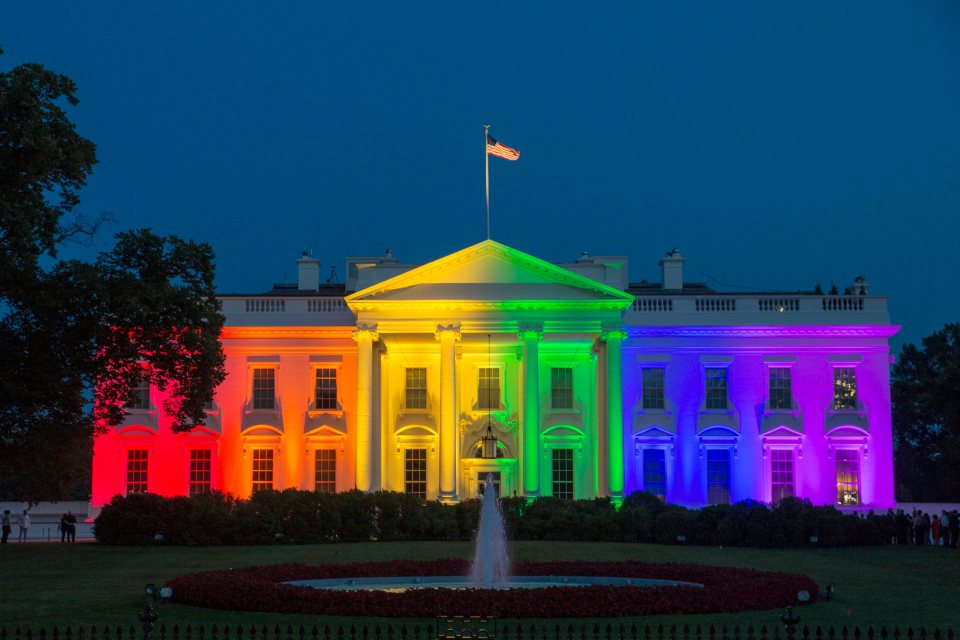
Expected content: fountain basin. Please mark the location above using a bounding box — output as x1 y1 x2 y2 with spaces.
288 575 703 592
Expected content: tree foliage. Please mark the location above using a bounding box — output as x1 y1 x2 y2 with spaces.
0 51 225 502
891 323 960 501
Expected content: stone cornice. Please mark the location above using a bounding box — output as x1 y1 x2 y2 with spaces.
221 327 355 340
626 325 901 338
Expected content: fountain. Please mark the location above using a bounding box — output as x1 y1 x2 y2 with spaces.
469 473 511 587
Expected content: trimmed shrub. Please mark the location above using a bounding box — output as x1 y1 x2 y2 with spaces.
93 488 890 547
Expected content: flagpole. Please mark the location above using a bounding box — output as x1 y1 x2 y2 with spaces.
484 124 491 240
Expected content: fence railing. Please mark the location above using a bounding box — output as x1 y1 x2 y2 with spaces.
0 624 954 640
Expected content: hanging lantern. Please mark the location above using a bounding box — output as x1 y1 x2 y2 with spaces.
481 423 499 459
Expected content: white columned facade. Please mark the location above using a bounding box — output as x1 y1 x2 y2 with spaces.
353 325 378 492
437 324 461 503
520 325 542 498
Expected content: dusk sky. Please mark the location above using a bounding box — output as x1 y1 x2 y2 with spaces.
4 3 959 349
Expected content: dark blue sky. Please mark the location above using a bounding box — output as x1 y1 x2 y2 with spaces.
4 3 959 349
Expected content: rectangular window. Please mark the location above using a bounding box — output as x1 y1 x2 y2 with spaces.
189 449 212 496
314 449 336 493
833 367 857 410
127 377 150 410
252 369 275 410
405 368 427 409
705 368 728 410
551 368 574 410
770 449 795 502
706 449 731 505
404 448 427 499
642 449 666 500
836 450 861 505
768 368 792 410
478 368 500 410
251 449 274 493
551 448 574 499
126 449 148 494
314 368 338 410
642 368 665 410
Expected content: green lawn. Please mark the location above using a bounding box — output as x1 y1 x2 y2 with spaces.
0 541 956 630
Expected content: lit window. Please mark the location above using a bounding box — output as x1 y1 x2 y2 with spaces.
252 369 275 410
551 368 573 410
314 449 336 493
836 450 861 505
705 368 728 410
706 449 731 505
251 449 274 493
833 368 857 410
127 377 150 410
126 449 148 494
405 368 427 409
478 368 500 410
551 449 574 499
769 368 792 410
642 368 665 410
315 368 338 410
770 449 794 502
643 449 666 500
189 449 211 496
404 448 427 499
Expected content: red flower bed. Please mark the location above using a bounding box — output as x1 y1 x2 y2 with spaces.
168 559 818 618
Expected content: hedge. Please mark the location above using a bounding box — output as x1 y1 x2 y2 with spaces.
93 490 893 547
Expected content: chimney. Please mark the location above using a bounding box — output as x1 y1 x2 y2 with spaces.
659 249 684 291
297 252 321 291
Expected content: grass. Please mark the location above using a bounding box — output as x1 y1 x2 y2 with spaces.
0 541 957 630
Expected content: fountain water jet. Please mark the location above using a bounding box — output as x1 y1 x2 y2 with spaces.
469 473 511 587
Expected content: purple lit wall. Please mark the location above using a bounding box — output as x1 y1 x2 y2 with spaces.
620 326 896 509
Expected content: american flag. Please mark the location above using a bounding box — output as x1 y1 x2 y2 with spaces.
486 133 520 161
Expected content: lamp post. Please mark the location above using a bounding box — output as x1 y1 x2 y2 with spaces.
139 583 173 640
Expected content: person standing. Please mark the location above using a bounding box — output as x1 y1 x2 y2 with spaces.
65 511 77 543
1 510 10 543
950 509 960 549
17 510 30 543
60 512 68 543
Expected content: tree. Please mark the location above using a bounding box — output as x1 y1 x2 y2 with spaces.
0 51 226 502
891 323 960 501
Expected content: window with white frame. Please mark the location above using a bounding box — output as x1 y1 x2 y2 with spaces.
706 449 731 505
478 368 500 410
642 449 666 500
127 377 150 410
836 449 861 505
314 368 338 410
314 449 336 493
833 367 857 410
770 449 794 502
768 368 792 410
551 368 573 410
405 368 427 409
251 449 274 492
705 368 728 410
252 369 275 410
642 367 666 410
404 448 427 498
126 449 148 494
189 449 212 496
552 448 574 499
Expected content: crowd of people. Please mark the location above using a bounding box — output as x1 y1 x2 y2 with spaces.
884 508 960 546
0 509 77 543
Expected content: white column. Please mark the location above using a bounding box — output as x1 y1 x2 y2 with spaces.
436 324 461 503
353 325 378 492
520 324 543 498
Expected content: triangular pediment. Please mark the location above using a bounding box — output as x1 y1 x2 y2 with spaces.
345 240 633 309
